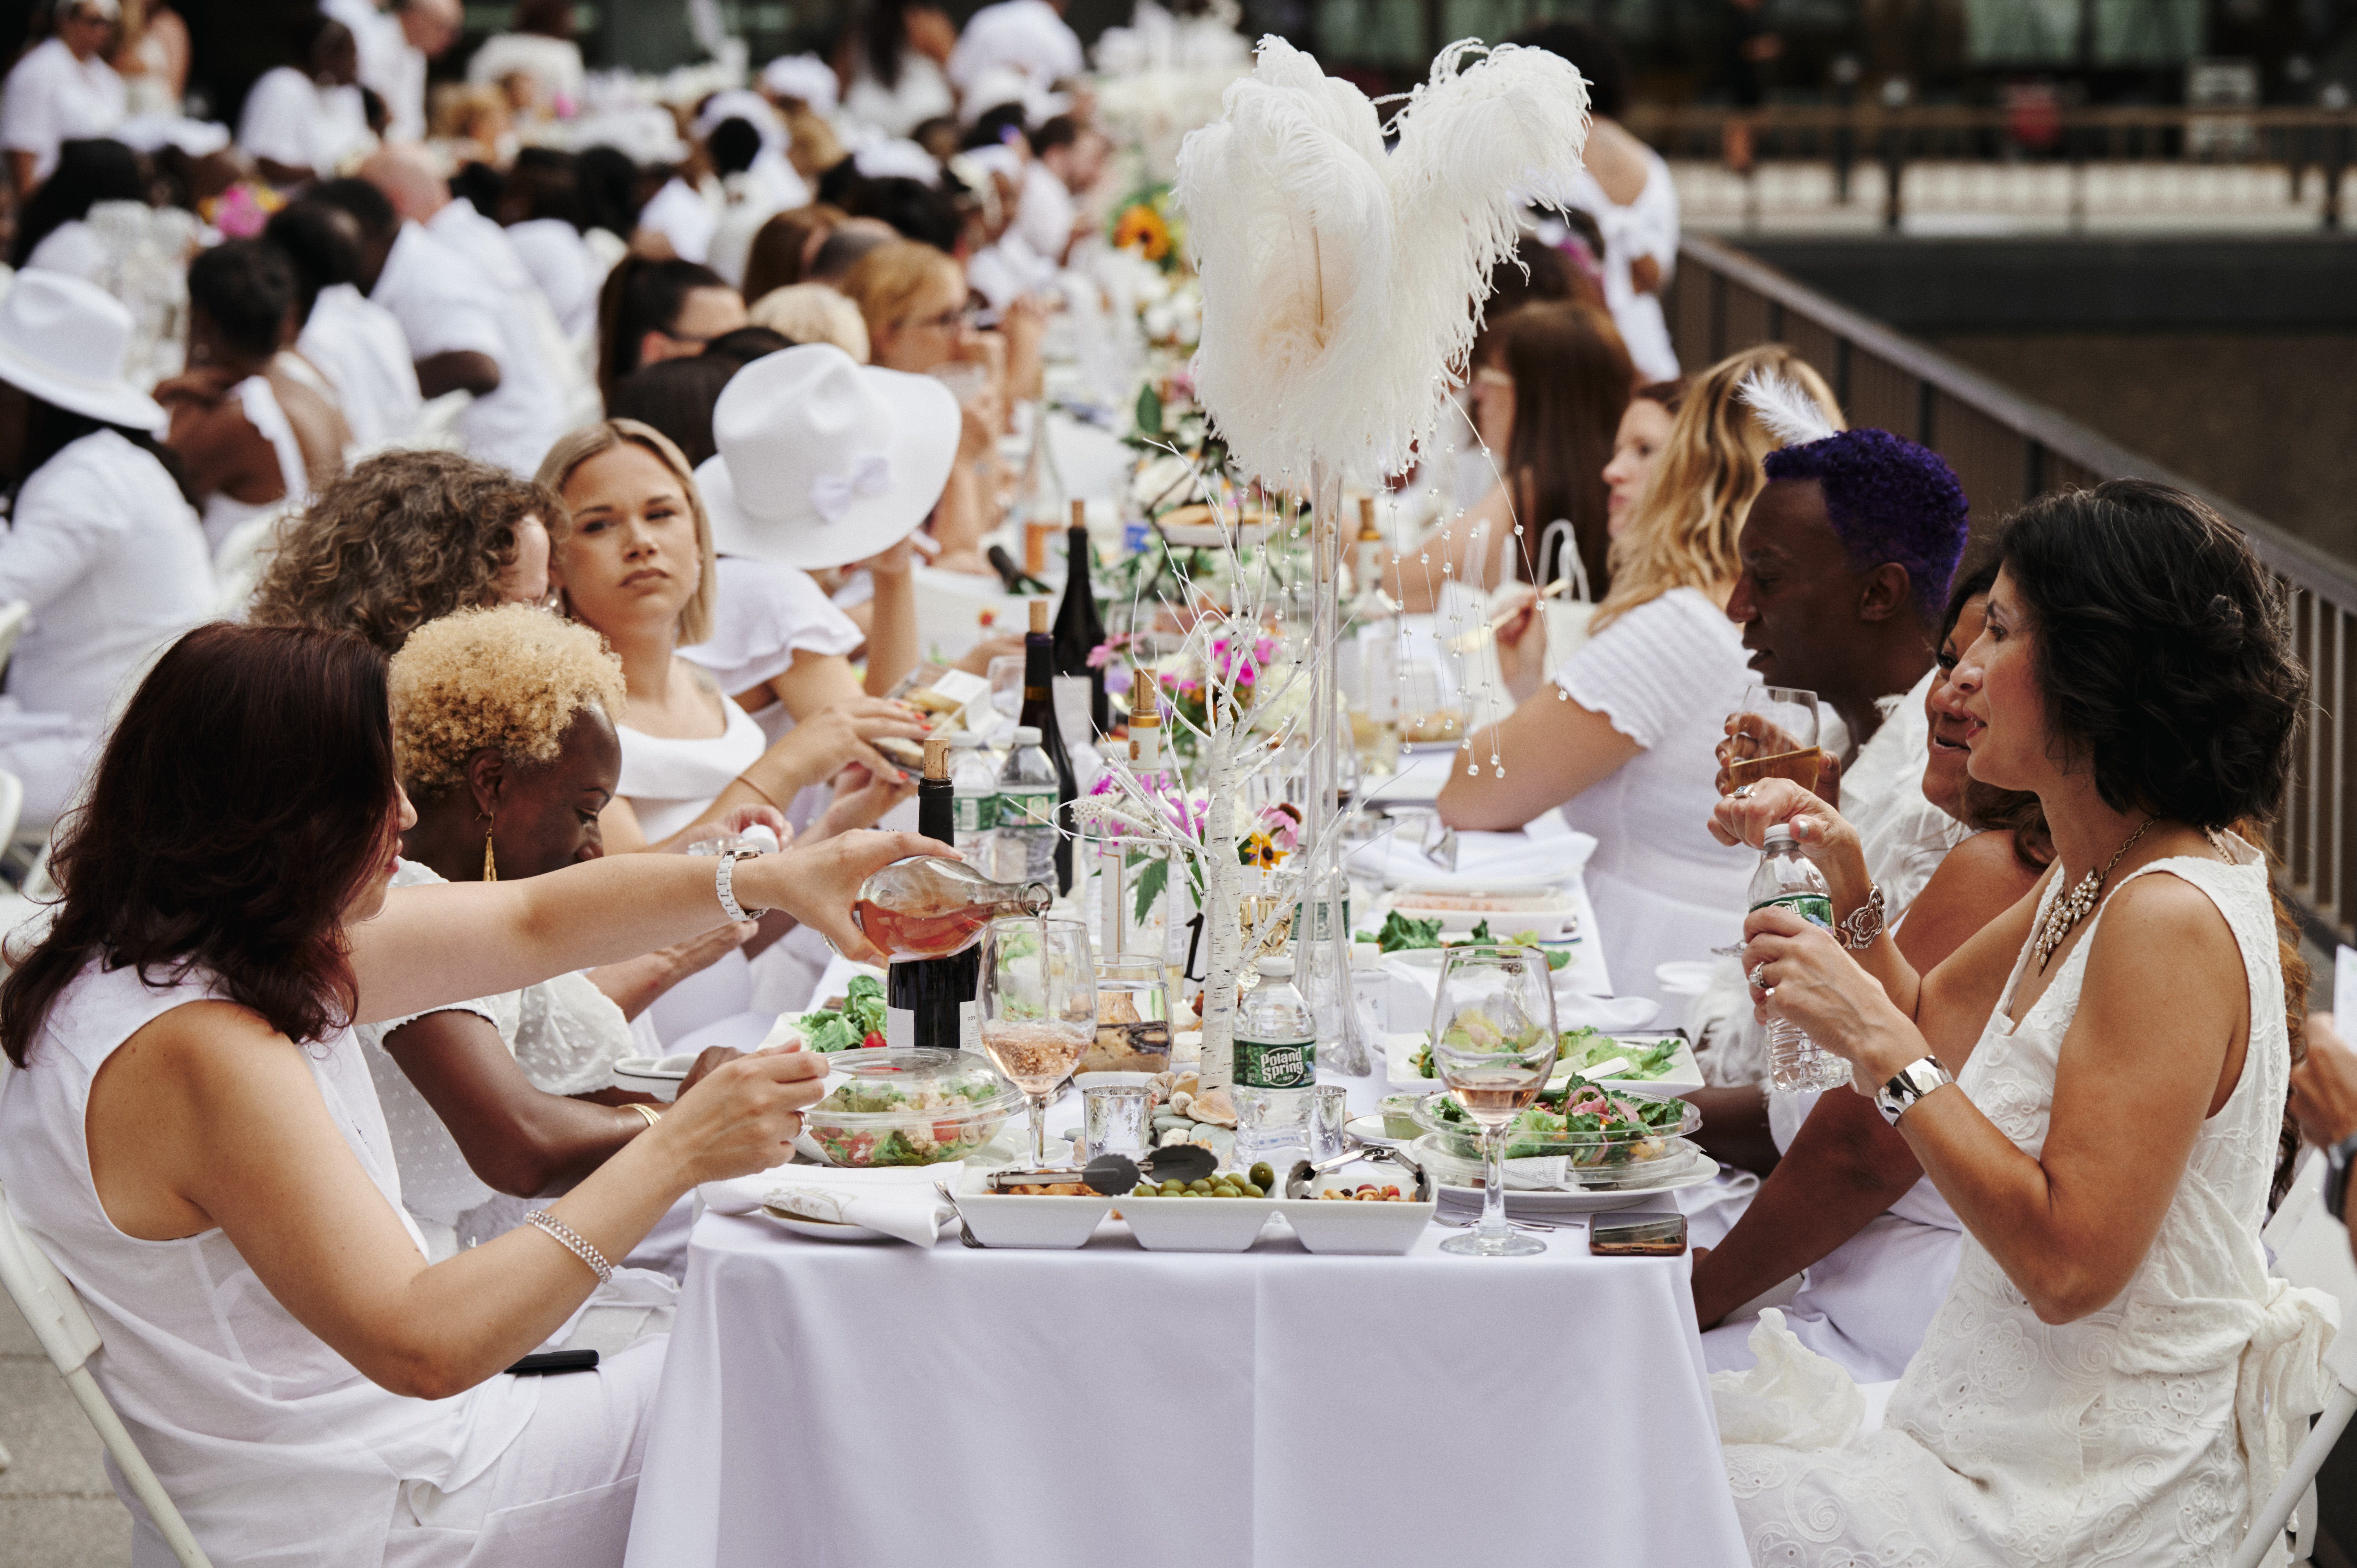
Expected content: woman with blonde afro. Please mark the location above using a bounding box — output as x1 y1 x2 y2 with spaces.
362 604 754 1264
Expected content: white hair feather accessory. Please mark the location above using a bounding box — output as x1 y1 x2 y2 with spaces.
1173 37 1591 486
1736 368 1841 449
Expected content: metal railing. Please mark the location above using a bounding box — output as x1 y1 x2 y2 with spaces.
1628 104 2357 231
1670 233 2357 946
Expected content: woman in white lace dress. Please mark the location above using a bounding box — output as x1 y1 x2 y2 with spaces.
362 606 759 1261
1712 480 2339 1566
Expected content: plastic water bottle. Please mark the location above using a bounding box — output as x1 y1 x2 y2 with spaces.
995 726 1060 885
946 731 999 865
1746 824 1854 1093
1233 954 1317 1164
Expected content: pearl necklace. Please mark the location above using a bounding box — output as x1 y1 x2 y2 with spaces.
2032 818 2154 973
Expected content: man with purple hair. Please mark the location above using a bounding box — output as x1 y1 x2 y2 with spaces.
1684 423 1979 1383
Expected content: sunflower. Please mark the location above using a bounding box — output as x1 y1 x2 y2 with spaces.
1113 203 1173 262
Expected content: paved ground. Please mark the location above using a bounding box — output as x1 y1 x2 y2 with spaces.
0 1287 128 1568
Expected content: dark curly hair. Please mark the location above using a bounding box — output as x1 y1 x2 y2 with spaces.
1 625 399 1067
249 450 563 654
1763 428 1969 621
1997 480 2305 831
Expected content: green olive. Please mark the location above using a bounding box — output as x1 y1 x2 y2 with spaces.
1249 1162 1276 1189
1240 1181 1265 1198
1188 1179 1213 1194
1160 1180 1186 1195
1127 1187 1154 1197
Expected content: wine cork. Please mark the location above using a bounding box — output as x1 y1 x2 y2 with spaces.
1030 597 1049 634
1357 494 1379 540
1070 498 1087 528
1130 665 1157 719
923 734 951 779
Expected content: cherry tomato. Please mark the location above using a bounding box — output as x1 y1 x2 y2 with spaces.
862 1032 887 1048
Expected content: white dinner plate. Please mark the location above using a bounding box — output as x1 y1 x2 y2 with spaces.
1344 1114 1404 1148
1433 1160 1719 1214
759 1204 898 1243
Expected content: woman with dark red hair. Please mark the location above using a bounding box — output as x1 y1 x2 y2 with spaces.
0 622 941 1566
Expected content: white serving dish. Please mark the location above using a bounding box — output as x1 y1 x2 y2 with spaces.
951 1175 1114 1249
1118 1195 1277 1252
1274 1191 1433 1255
612 1054 696 1102
1385 890 1581 939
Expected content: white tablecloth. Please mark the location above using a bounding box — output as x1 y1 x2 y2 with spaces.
623 1209 1748 1568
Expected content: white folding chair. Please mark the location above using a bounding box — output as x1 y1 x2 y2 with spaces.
2231 1154 2357 1568
0 598 31 681
0 1070 214 1566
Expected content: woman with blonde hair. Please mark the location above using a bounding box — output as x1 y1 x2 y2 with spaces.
1439 344 1843 1004
541 416 930 1037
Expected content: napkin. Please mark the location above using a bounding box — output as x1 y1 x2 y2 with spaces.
701 1161 962 1247
1349 827 1597 892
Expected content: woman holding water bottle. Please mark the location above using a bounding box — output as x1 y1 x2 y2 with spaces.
1701 483 2333 1568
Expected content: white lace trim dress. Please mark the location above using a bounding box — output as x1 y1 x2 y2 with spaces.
1551 586 1758 1005
1714 836 2341 1566
357 860 643 1258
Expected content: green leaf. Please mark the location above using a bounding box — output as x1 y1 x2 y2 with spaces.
1135 383 1163 437
1132 855 1169 927
1375 911 1444 953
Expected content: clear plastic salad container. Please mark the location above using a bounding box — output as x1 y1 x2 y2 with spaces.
801 1049 1024 1167
1408 1084 1700 1169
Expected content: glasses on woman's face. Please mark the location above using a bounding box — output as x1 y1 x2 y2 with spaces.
907 305 972 335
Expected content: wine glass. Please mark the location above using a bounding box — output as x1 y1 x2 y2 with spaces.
978 916 1097 1166
1428 944 1561 1258
988 655 1026 729
1722 685 1822 796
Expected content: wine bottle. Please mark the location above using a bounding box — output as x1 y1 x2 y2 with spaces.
987 543 1049 596
1052 501 1109 737
853 851 1053 959
1349 495 1400 723
885 738 984 1049
1020 598 1080 894
1100 668 1177 964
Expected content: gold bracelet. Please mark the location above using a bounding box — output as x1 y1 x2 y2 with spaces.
628 1103 663 1128
732 772 784 810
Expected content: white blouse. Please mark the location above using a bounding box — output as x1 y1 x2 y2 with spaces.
616 685 768 843
299 282 423 449
679 555 863 746
236 65 374 179
0 959 539 1566
1552 586 1756 1002
0 430 212 717
1560 145 1681 383
0 38 125 185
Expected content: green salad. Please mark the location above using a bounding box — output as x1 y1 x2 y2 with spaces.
1358 912 1569 968
1423 1082 1690 1165
1411 1026 1680 1083
796 975 888 1053
805 1072 1012 1167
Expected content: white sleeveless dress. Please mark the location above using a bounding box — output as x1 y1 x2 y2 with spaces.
0 960 539 1566
1714 837 2341 1566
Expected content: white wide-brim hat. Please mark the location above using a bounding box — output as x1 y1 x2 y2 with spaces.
695 343 960 570
0 270 166 432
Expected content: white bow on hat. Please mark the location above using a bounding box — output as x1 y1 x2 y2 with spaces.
693 344 960 570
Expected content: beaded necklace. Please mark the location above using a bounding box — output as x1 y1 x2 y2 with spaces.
2031 817 2154 974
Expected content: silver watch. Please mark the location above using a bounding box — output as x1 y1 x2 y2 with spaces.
1874 1055 1953 1125
1837 885 1887 951
715 848 770 923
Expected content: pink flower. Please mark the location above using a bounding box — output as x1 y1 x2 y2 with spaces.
1085 641 1116 669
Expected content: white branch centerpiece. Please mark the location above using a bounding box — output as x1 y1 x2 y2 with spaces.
1145 34 1593 1078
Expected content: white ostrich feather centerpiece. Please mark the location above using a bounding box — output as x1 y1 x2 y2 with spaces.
1173 37 1593 486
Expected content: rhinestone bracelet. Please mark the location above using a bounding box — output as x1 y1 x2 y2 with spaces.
524 1209 613 1286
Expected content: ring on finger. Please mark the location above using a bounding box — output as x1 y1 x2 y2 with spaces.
1732 784 1756 800
1749 962 1769 989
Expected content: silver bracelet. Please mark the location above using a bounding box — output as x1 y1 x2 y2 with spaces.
524 1209 613 1285
716 848 770 923
1838 884 1887 950
1874 1056 1954 1126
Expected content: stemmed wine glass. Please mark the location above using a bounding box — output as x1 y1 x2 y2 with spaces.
1428 944 1561 1258
978 917 1097 1166
1721 685 1822 795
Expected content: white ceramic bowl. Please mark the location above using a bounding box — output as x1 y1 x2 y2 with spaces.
1119 1195 1277 1252
951 1177 1113 1249
612 1054 698 1102
1276 1195 1434 1255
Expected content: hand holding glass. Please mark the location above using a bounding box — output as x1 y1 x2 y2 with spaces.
1721 685 1821 796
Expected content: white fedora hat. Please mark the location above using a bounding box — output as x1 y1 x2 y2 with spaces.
0 271 165 432
695 344 960 570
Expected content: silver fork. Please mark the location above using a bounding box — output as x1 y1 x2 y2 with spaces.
1434 1212 1558 1233
933 1180 984 1248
